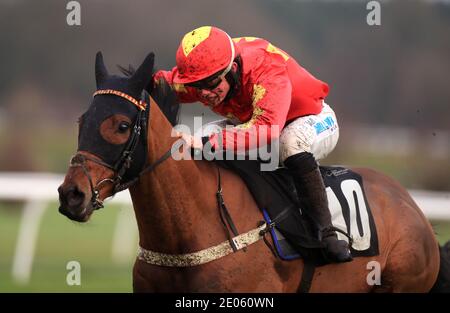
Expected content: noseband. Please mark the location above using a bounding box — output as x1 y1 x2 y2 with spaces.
69 89 177 210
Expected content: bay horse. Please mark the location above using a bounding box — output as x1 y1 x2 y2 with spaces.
58 52 449 292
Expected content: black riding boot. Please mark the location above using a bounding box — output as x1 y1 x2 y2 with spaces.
285 152 353 263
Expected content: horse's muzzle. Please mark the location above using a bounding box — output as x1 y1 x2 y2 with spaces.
58 184 92 222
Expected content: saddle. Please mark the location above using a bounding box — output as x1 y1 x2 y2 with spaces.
216 159 379 266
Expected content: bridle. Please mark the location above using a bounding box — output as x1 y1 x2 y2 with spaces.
69 88 243 257
69 89 177 210
68 88 287 271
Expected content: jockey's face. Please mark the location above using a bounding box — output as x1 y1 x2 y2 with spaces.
192 62 238 108
198 78 230 108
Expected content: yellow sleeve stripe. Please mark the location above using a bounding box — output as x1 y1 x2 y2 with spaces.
235 107 265 130
252 84 266 107
235 84 267 130
266 43 289 61
232 36 259 43
173 83 188 93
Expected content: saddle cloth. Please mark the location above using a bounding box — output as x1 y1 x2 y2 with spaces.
216 159 379 264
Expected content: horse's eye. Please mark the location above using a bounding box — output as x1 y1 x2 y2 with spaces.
118 122 130 133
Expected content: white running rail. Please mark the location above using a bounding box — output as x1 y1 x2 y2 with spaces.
0 172 449 285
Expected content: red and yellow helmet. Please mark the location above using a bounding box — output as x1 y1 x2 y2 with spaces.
173 26 236 84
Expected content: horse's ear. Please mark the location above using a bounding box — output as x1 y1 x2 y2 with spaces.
130 52 155 93
95 51 109 88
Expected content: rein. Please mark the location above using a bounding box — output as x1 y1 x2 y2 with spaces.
73 88 272 267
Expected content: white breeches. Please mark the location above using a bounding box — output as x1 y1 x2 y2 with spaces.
279 102 339 163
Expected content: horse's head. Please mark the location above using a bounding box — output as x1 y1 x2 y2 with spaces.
58 52 154 222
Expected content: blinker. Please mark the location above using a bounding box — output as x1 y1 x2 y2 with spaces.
77 90 150 184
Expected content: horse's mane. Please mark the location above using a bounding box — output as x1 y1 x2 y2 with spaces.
117 64 181 127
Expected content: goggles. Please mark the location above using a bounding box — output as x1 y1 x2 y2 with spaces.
186 70 228 90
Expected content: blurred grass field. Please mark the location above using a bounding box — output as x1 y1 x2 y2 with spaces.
1 201 449 293
0 202 135 292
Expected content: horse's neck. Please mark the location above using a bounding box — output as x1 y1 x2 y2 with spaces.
129 100 218 252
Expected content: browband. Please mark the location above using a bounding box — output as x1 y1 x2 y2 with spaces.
93 89 147 111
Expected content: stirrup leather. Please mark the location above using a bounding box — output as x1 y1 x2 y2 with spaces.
319 225 353 247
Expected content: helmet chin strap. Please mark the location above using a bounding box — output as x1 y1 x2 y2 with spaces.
221 32 236 77
224 56 242 102
219 33 239 102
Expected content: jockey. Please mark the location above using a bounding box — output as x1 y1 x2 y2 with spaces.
153 26 352 263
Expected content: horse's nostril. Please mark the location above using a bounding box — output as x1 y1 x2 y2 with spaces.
66 186 86 208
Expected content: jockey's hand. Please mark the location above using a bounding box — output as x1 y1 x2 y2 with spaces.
175 132 203 150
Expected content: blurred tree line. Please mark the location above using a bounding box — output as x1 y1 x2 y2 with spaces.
0 0 449 189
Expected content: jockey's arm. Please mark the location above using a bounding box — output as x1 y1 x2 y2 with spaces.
207 65 292 152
